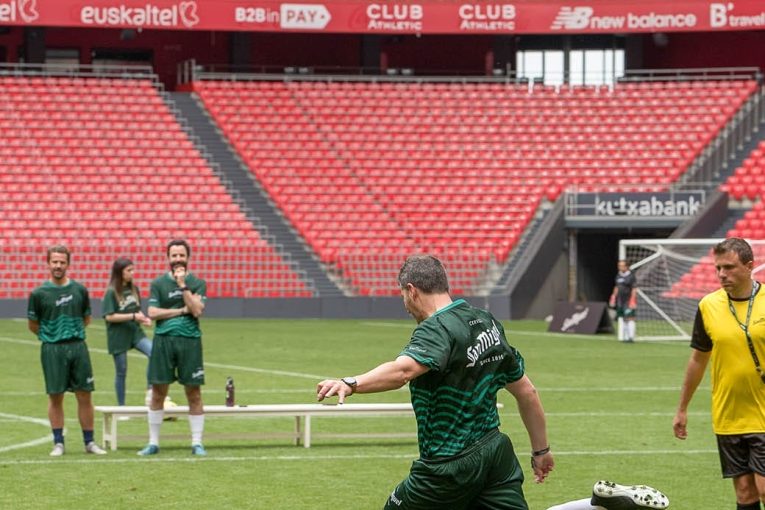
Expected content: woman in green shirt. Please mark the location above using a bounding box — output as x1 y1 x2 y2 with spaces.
103 258 153 406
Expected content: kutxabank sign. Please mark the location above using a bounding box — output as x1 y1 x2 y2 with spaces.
0 0 764 33
572 192 705 218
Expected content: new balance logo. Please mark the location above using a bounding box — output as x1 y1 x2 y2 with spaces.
551 6 593 30
191 369 204 379
86 377 95 384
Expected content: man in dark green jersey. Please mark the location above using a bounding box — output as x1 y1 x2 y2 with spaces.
27 245 107 457
318 255 554 509
138 239 207 457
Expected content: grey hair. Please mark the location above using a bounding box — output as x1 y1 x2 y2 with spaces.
397 255 449 294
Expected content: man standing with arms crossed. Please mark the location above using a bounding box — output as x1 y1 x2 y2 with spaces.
318 255 553 509
673 238 765 510
138 239 207 456
28 245 107 457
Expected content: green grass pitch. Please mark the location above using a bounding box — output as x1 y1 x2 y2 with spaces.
0 317 728 509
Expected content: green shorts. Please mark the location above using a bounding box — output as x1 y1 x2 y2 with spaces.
40 340 94 394
148 334 205 386
615 306 635 319
384 429 527 510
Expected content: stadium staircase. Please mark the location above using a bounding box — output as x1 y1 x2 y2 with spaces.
667 132 765 299
0 74 312 299
169 91 342 296
192 78 757 297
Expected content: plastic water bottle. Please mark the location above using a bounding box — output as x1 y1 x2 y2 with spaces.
225 377 235 407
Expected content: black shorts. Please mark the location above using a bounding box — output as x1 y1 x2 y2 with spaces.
716 433 765 478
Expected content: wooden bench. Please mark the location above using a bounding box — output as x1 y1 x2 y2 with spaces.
96 403 421 451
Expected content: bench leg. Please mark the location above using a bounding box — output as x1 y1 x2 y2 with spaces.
304 415 311 448
102 413 117 451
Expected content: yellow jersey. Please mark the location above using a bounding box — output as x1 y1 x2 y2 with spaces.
692 286 765 435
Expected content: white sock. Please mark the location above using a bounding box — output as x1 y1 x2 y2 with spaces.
189 414 205 445
547 499 603 510
617 317 625 340
147 409 164 446
627 320 636 340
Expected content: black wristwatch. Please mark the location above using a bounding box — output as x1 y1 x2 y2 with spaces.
341 377 357 389
180 286 190 292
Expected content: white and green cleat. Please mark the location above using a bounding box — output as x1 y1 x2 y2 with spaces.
591 480 669 509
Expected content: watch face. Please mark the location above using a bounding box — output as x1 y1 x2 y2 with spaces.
342 377 357 387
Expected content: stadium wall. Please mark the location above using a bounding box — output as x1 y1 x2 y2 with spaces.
0 296 512 320
669 190 729 239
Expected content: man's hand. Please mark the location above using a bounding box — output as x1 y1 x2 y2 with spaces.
135 311 152 326
673 410 688 440
173 265 187 286
531 451 554 483
316 379 353 404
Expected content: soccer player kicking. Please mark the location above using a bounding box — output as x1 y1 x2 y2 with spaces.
318 255 554 509
138 240 207 456
27 245 107 457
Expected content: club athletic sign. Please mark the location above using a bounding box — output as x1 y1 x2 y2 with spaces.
0 0 763 34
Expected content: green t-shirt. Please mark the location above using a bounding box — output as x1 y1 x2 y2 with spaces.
27 280 91 344
148 272 206 338
400 299 525 459
102 286 147 354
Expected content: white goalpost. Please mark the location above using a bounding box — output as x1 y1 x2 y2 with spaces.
618 238 765 341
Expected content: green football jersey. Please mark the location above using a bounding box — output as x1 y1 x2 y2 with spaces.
102 286 146 354
400 299 525 459
148 272 206 338
27 280 91 344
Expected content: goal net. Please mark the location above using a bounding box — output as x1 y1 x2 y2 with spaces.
619 239 765 341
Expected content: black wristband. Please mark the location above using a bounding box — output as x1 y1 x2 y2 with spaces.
132 313 136 321
532 446 550 457
180 286 190 292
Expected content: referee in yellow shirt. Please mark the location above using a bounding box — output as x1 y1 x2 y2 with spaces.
674 238 765 510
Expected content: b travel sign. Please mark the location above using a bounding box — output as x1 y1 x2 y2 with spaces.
566 191 706 228
0 0 764 34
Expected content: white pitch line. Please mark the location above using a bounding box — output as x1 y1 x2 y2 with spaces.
0 436 51 453
0 448 718 466
0 412 62 455
0 412 51 427
0 336 327 380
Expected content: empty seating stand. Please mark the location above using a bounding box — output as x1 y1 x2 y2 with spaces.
0 75 311 299
193 78 755 296
667 139 765 299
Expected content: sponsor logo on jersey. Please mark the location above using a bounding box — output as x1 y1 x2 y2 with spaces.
55 294 74 307
466 321 502 367
168 289 184 299
80 1 200 29
119 294 139 310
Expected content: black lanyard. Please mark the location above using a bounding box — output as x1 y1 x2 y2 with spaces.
727 281 765 384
